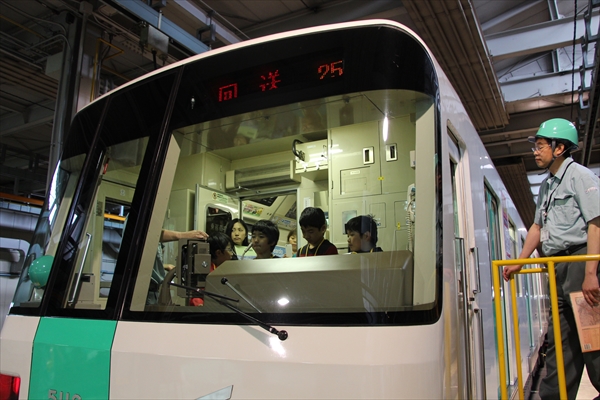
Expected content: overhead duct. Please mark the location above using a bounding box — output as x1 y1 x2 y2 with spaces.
225 161 299 191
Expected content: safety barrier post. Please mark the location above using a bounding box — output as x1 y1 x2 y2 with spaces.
491 259 508 400
547 260 568 400
492 254 600 400
509 276 524 400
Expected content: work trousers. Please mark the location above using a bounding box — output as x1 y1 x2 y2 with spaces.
539 247 600 400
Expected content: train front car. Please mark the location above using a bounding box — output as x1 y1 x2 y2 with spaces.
2 21 467 399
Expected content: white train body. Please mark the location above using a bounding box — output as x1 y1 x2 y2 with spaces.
0 20 547 399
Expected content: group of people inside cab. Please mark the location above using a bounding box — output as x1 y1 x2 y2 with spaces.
220 207 382 261
153 209 383 304
178 208 383 307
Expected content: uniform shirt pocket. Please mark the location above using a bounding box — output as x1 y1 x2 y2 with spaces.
551 194 577 228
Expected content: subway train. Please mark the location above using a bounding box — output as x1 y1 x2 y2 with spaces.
0 20 549 399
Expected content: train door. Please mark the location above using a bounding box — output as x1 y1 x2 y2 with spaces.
512 221 546 376
484 185 517 397
448 132 484 399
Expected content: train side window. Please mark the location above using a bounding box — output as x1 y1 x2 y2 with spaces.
60 138 145 310
11 138 147 311
9 98 109 311
10 154 84 308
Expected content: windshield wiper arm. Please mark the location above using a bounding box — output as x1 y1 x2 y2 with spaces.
221 277 261 313
206 293 288 341
169 281 288 341
169 282 239 303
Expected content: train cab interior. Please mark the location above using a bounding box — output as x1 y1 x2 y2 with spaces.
14 89 439 319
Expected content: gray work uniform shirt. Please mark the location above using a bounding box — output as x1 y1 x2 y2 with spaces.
534 157 600 256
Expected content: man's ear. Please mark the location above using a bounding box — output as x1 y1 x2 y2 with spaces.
320 224 327 233
554 142 566 157
215 249 224 258
362 231 371 242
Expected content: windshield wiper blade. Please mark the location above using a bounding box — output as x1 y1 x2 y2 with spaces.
169 281 288 341
207 293 288 341
219 277 288 341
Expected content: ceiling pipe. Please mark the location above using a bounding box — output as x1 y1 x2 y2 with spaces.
46 3 90 194
90 38 124 101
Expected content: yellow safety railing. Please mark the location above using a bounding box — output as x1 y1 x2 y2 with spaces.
492 254 600 400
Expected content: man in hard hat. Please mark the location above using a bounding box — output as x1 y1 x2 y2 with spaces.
503 118 599 400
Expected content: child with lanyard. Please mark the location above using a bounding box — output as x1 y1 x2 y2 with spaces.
297 207 338 257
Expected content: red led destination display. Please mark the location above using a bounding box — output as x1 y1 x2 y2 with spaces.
209 50 344 103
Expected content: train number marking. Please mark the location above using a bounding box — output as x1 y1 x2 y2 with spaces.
318 60 343 79
48 389 82 400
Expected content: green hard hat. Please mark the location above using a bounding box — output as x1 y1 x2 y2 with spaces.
28 255 54 288
528 118 579 149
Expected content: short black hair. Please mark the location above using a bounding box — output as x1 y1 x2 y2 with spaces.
207 233 234 260
252 220 280 251
345 215 378 246
299 207 326 229
225 218 249 246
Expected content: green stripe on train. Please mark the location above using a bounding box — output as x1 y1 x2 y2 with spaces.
30 317 117 399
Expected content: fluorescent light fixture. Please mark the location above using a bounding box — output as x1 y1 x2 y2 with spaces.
382 115 389 142
278 297 290 306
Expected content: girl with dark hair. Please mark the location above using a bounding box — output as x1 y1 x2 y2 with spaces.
226 218 256 259
226 218 249 246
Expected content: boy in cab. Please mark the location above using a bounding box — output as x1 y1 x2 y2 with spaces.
345 215 383 253
297 207 338 257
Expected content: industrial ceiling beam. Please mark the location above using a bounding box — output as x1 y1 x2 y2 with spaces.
242 0 404 38
580 2 600 167
500 70 584 102
0 165 47 184
169 0 242 45
108 0 209 55
402 0 508 130
480 0 546 33
0 101 55 137
486 10 599 61
481 106 575 138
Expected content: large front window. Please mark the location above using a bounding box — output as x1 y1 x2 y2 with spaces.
130 89 438 324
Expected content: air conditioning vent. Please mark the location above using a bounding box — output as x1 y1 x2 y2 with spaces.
225 161 299 191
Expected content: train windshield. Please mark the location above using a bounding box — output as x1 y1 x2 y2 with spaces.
10 24 441 325
131 87 439 324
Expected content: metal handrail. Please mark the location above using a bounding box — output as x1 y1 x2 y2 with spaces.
492 254 600 400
